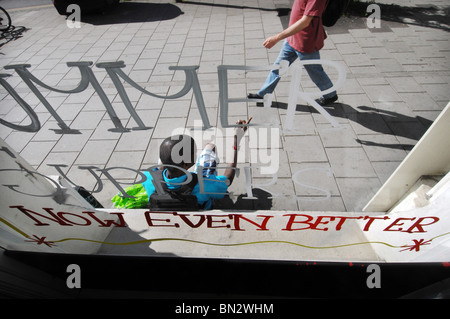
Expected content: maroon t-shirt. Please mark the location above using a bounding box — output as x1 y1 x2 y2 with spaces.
287 0 328 53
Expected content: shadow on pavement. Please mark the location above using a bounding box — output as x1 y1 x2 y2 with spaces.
270 101 433 150
177 0 291 15
214 188 273 211
80 2 184 25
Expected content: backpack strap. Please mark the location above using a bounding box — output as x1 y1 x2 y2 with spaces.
149 169 200 211
152 169 198 195
175 173 198 194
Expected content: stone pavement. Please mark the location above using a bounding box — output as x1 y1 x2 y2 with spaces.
0 0 448 212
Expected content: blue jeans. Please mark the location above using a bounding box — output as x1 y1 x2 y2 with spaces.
258 40 336 99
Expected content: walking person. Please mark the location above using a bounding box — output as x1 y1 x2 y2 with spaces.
248 0 338 106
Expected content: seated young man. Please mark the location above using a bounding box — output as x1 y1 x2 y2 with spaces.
112 118 251 210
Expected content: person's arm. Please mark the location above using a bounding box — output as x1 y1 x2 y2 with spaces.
263 15 314 49
224 117 252 185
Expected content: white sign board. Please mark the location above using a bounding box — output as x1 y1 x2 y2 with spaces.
1 138 448 262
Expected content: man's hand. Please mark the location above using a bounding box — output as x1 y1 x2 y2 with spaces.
263 15 313 49
225 117 252 186
263 35 281 49
234 117 252 143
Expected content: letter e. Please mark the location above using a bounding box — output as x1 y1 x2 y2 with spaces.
366 264 381 289
66 264 81 289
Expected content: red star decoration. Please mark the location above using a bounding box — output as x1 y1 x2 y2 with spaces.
25 235 56 248
400 239 432 252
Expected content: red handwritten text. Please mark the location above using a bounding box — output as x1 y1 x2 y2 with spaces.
9 206 440 233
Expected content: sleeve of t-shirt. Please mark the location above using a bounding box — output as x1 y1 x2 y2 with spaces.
304 0 327 17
